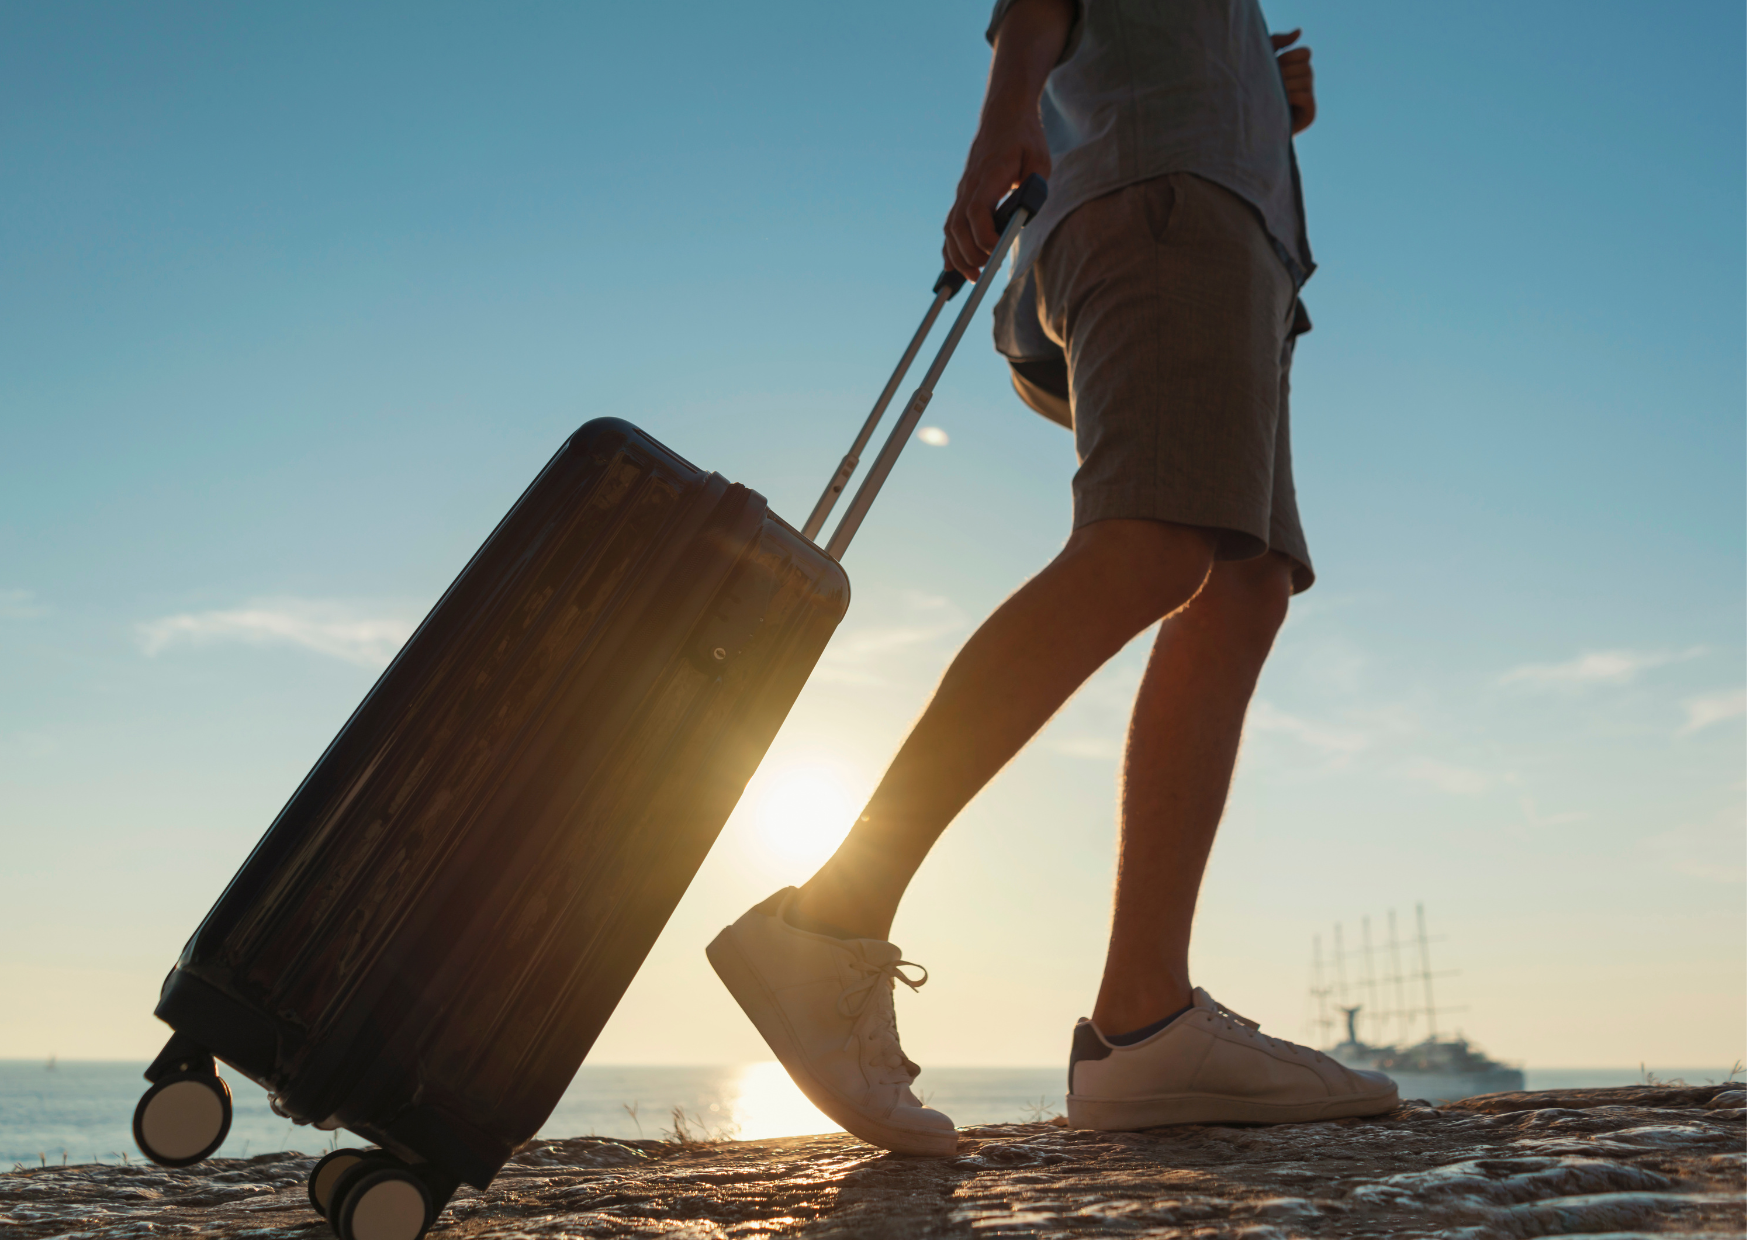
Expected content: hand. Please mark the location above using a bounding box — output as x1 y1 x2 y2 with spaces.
943 0 1071 281
1271 29 1316 134
943 115 1052 282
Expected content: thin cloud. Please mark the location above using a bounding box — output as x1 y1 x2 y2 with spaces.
1641 805 1746 884
1519 796 1588 828
0 589 49 619
814 592 968 687
1499 646 1703 689
137 599 414 668
1039 646 1151 762
1301 641 1367 696
1047 734 1122 761
1245 699 1368 760
1677 688 1746 737
1400 757 1495 796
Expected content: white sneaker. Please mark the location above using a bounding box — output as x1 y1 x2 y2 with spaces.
1067 987 1399 1129
706 888 958 1156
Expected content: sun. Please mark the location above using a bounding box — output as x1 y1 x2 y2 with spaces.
750 763 858 872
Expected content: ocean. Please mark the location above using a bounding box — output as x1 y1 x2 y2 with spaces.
2 1060 1736 1167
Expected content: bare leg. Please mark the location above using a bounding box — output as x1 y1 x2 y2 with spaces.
792 518 1216 941
1089 551 1294 1034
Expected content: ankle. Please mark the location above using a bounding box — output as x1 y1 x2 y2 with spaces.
789 880 891 942
1091 983 1195 1038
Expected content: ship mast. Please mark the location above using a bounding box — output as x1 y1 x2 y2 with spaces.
1361 916 1380 1047
1311 935 1332 1047
1311 905 1459 1050
1332 922 1348 1022
1387 908 1409 1046
1416 902 1438 1041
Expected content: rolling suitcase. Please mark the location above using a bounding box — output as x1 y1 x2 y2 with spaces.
132 175 1047 1239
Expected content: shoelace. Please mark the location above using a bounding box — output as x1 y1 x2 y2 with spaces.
1209 993 1328 1056
836 957 929 1020
1216 993 1300 1056
837 958 929 1076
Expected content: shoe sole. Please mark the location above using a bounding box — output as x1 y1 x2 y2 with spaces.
1066 1087 1400 1130
705 928 959 1157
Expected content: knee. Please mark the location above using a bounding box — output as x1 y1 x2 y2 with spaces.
1198 553 1294 652
1061 519 1217 623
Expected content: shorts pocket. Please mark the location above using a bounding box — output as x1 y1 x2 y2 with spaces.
1141 175 1178 244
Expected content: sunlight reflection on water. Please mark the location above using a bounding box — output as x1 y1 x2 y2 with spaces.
1 1061 1731 1163
727 1060 834 1140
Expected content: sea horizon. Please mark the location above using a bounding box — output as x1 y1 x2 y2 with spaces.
4 1059 1740 1168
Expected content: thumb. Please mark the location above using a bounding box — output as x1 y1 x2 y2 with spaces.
1270 28 1301 50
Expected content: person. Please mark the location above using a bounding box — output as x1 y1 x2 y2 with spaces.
706 0 1397 1156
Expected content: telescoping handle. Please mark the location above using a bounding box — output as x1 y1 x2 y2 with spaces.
806 175 1048 559
799 267 964 541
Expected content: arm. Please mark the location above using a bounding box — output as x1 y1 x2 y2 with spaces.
943 0 1074 281
1271 29 1316 134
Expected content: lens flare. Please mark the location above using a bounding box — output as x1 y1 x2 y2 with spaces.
751 764 856 871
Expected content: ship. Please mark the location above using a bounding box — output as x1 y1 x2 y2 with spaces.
1310 904 1524 1104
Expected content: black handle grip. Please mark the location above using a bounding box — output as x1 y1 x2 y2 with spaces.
993 173 1049 233
933 270 967 297
931 174 1050 299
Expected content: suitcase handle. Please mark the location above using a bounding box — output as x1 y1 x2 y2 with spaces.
801 278 963 541
933 270 967 299
913 172 1043 301
815 174 1047 560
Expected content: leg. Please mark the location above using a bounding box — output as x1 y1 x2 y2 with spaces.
1067 556 1401 1126
792 517 1217 941
1090 550 1294 1035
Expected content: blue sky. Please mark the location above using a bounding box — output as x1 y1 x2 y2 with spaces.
1 1 1741 1072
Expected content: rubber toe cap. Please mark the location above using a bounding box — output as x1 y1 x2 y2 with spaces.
1351 1068 1399 1099
889 1104 956 1136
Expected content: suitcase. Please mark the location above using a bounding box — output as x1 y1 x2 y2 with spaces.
132 175 1047 1238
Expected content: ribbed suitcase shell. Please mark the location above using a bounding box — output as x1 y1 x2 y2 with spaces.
153 418 849 1186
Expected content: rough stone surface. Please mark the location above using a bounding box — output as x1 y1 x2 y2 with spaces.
3 1085 1742 1238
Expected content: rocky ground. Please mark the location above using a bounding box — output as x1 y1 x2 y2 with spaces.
3 1084 1742 1238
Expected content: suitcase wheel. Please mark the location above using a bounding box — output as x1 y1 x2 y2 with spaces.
307 1146 374 1218
132 1070 233 1167
330 1161 435 1240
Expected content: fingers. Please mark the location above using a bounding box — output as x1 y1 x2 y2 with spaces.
945 203 991 282
1274 43 1314 134
944 182 992 281
967 178 1004 257
946 177 1009 279
941 126 1051 280
1269 28 1300 50
1278 52 1312 93
942 157 996 280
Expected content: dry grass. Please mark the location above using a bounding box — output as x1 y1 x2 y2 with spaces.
660 1105 738 1146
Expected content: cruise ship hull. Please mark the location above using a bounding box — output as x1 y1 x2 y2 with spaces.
1383 1067 1526 1104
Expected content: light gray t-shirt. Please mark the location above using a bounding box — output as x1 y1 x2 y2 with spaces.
986 0 1312 285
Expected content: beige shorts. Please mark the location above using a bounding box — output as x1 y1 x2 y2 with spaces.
1011 172 1313 592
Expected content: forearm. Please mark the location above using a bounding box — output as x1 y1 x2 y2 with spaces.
943 0 1072 276
983 0 1074 126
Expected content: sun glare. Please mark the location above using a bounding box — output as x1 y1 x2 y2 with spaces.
729 1061 835 1141
751 763 857 872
